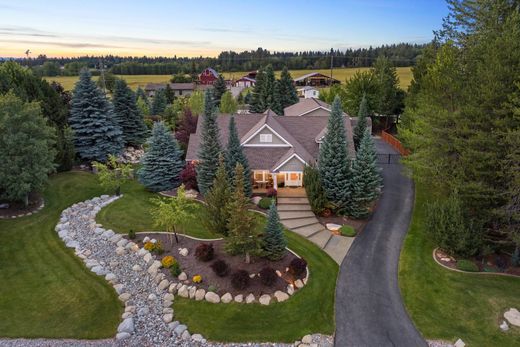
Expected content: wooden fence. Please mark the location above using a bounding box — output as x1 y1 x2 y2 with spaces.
381 130 410 156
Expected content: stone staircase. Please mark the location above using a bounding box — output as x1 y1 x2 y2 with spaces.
277 190 353 265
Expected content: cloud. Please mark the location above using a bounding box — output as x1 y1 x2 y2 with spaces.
0 26 58 38
100 35 210 46
0 38 126 49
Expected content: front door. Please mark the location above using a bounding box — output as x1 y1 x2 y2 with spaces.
284 172 302 187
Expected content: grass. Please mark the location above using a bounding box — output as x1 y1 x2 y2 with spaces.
0 172 121 339
173 230 338 342
48 66 412 91
399 184 520 346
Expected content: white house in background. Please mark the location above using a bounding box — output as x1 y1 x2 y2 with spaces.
234 76 256 88
297 86 320 99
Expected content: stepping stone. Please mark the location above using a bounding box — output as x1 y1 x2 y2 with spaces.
277 204 312 212
277 197 309 204
308 230 333 249
291 223 325 237
323 235 354 265
279 211 316 219
282 217 319 229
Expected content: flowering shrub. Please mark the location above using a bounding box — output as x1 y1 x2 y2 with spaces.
195 243 214 262
144 241 155 251
153 240 164 255
193 274 202 283
161 255 176 268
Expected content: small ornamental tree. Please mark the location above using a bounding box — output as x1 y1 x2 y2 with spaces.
196 90 222 196
138 122 184 192
353 94 369 150
213 74 227 107
318 96 352 214
219 91 238 114
262 201 287 260
180 162 198 190
225 163 260 263
92 154 132 196
69 69 123 162
151 89 167 115
175 108 198 151
349 131 382 218
203 155 231 235
151 184 194 244
225 116 252 197
112 79 148 146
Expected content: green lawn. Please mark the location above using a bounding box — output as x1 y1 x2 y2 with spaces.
0 172 121 339
399 184 520 346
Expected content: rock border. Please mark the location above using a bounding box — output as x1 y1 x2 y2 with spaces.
0 198 45 219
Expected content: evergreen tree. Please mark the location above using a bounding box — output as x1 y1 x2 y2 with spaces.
303 165 327 214
55 126 75 171
219 91 238 114
276 66 299 114
151 89 167 115
225 164 259 263
237 92 244 105
164 83 175 104
113 79 148 146
272 80 283 115
262 201 287 260
69 69 123 162
249 66 266 113
203 155 231 235
138 121 184 192
225 116 252 197
188 90 204 115
261 64 276 110
196 89 222 196
373 55 404 116
349 131 382 219
213 74 227 107
318 96 352 214
136 86 148 104
0 93 56 206
353 94 369 150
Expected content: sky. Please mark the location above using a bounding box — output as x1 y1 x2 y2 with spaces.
0 0 449 58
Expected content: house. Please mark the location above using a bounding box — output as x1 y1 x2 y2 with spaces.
297 86 319 99
293 72 340 87
186 109 355 191
199 67 219 85
234 76 256 87
284 98 372 133
144 82 212 98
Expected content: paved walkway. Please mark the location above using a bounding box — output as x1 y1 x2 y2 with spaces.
277 190 353 265
334 139 426 346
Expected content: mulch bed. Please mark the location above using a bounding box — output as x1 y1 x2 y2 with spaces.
133 233 306 296
0 192 43 219
317 214 368 235
435 249 520 276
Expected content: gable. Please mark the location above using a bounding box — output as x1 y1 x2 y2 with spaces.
242 124 291 147
275 155 306 172
303 107 330 117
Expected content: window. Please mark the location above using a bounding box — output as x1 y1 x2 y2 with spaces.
259 133 272 143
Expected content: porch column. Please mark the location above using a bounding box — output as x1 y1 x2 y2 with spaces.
272 173 277 191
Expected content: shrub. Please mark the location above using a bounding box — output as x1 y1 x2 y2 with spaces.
512 247 520 267
195 243 214 261
193 274 202 283
496 255 507 271
266 187 277 198
259 267 278 287
457 259 479 272
289 257 307 276
128 229 136 239
161 255 176 268
231 269 250 290
208 285 218 293
258 197 273 209
340 225 357 237
180 162 198 191
210 260 230 277
153 240 164 255
144 241 155 251
170 262 182 277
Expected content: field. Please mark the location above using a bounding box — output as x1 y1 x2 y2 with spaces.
47 67 412 91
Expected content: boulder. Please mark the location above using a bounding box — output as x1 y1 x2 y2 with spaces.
163 308 174 314
326 223 341 231
116 239 128 247
234 294 244 303
274 290 290 302
148 293 157 301
169 283 178 294
287 285 295 295
205 291 221 304
500 320 509 331
191 334 205 342
252 196 262 205
163 313 173 323
302 335 313 344
91 266 106 276
454 339 465 347
122 312 132 319
117 318 134 334
115 247 126 256
132 264 142 272
181 330 191 340
195 288 206 301
158 279 170 291
188 286 197 299
221 292 233 303
105 273 117 282
116 332 131 340
143 236 150 243
109 234 122 243
143 253 152 264
173 324 187 336
178 248 189 257
259 294 271 305
178 285 189 298
178 272 187 281
294 279 304 289
164 293 175 302
137 248 148 256
504 308 520 327
113 284 124 295
245 293 255 304
118 293 131 302
125 305 136 313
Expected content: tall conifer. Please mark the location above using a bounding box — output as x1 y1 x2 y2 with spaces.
225 116 252 197
113 79 148 146
262 201 287 260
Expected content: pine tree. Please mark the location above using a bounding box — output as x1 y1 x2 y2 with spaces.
318 96 352 214
69 69 123 162
225 116 252 197
249 65 276 113
113 79 148 146
136 86 148 104
262 201 287 260
196 89 222 196
213 74 227 107
151 89 167 115
303 164 327 214
353 94 369 150
262 64 276 110
138 121 184 192
349 131 382 218
225 163 259 263
277 66 299 114
55 126 75 172
249 66 266 113
272 80 283 115
164 83 175 104
203 155 231 235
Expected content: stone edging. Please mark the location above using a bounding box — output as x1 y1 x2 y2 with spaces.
432 248 520 278
0 199 45 219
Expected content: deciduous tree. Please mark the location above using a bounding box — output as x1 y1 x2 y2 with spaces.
219 91 238 114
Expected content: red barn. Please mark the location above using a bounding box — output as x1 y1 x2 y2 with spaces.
199 67 219 85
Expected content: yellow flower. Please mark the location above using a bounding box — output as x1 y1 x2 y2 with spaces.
144 241 155 251
161 255 176 268
192 275 202 283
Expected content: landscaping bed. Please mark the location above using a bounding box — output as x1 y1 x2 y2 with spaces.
317 214 367 236
131 233 307 297
434 248 520 276
0 192 44 219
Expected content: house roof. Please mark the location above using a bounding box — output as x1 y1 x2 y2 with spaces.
201 67 219 77
293 72 340 83
297 86 318 91
283 98 337 117
186 112 356 171
236 76 256 83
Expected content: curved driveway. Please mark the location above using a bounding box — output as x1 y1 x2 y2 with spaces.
334 139 426 347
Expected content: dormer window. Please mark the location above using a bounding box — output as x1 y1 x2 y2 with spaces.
260 134 272 143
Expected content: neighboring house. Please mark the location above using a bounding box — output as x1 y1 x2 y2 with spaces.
293 72 340 87
297 86 319 99
234 76 256 87
284 98 372 134
144 83 212 98
186 109 355 191
199 67 219 85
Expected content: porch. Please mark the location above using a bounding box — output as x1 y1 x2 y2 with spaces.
251 170 304 194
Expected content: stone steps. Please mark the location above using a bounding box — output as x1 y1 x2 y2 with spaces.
290 223 325 237
281 217 319 229
279 211 316 220
277 197 310 204
323 235 355 265
277 204 312 212
308 230 333 249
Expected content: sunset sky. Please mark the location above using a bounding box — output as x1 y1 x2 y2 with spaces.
0 0 448 58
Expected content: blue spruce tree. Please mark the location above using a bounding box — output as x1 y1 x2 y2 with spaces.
318 96 352 214
353 94 369 150
113 79 148 146
138 121 184 192
225 116 252 197
196 89 222 196
151 88 167 115
262 201 287 260
69 69 123 162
